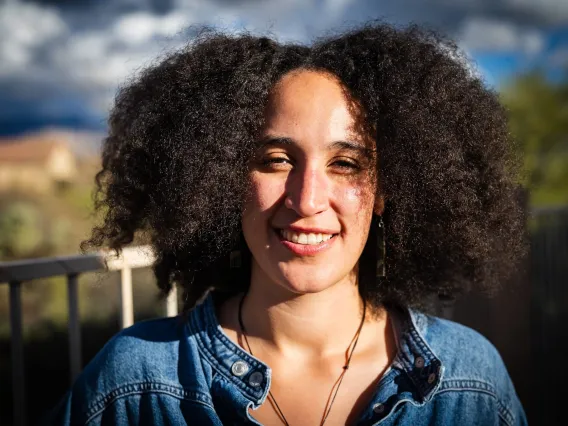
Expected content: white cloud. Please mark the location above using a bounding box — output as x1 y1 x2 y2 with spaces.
0 1 194 114
547 47 568 67
521 30 546 55
50 31 173 111
0 0 67 75
0 0 563 126
459 17 545 55
0 0 343 116
112 12 188 45
504 0 568 23
322 0 356 16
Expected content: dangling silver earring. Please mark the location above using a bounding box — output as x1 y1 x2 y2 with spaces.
376 215 386 278
230 250 242 269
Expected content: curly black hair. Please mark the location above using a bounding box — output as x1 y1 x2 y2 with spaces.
83 23 526 312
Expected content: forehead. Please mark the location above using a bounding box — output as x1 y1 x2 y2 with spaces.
264 70 361 142
269 69 346 103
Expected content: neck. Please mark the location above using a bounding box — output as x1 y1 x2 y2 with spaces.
240 264 369 358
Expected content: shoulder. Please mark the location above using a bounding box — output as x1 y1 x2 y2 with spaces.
84 317 185 382
409 310 525 425
413 312 504 379
45 315 221 425
65 317 196 421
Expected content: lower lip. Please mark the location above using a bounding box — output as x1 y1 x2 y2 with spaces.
276 230 337 256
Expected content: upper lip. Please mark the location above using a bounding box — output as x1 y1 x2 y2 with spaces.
277 225 339 235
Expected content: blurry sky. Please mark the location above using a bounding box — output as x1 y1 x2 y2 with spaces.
0 0 567 136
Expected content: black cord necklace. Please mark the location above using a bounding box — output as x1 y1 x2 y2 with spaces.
238 294 367 426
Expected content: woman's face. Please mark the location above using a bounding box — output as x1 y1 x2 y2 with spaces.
242 69 379 295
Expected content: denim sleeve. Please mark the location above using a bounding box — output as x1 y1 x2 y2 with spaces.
505 387 528 426
496 357 528 426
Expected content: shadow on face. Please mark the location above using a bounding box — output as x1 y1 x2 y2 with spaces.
241 69 382 296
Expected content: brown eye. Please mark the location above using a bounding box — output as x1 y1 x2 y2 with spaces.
333 160 359 169
330 158 361 173
263 158 289 165
260 156 293 170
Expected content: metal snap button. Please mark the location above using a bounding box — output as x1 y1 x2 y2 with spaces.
414 356 425 368
248 371 264 387
231 360 249 377
427 372 436 384
373 403 385 414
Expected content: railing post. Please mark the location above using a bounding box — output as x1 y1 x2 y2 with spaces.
67 273 82 384
120 266 134 328
9 281 26 426
166 285 178 317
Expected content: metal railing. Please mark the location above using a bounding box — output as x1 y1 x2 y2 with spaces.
0 245 178 426
2 204 567 425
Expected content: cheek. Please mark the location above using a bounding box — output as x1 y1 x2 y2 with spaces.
333 181 375 250
244 173 285 216
335 185 374 217
344 187 362 205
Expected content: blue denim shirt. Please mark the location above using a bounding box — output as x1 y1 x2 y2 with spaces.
47 293 527 425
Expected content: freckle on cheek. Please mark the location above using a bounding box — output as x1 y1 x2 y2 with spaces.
344 187 362 202
341 185 375 215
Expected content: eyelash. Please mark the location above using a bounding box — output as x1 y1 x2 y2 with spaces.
262 158 289 166
333 159 360 170
261 157 360 171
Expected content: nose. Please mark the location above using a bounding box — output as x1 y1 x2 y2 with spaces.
284 166 329 217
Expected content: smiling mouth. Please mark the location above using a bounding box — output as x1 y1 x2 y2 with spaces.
278 229 338 245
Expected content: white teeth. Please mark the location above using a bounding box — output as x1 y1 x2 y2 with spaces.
307 233 317 245
280 230 335 245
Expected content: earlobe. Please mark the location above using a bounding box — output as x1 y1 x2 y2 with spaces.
373 195 384 216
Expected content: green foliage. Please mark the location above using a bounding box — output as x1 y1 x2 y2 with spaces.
0 201 43 258
46 219 72 252
0 197 74 259
0 182 104 339
501 71 568 206
62 185 95 217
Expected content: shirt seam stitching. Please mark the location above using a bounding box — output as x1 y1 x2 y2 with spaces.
84 381 214 423
435 380 514 425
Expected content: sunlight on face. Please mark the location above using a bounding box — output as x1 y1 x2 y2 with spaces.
242 69 379 295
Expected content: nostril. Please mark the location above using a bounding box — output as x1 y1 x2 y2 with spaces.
284 195 294 210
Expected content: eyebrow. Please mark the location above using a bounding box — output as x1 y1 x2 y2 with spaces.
258 136 375 156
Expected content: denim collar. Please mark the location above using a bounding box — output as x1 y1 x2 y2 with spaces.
187 292 272 408
389 305 444 402
188 292 444 409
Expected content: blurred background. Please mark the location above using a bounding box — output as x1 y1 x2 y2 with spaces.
0 0 567 424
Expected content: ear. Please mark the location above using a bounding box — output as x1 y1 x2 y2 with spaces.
373 194 385 216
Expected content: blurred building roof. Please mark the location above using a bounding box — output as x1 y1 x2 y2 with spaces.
0 128 103 163
0 131 79 193
0 135 64 164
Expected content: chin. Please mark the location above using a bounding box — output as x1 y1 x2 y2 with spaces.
280 281 330 295
276 268 345 295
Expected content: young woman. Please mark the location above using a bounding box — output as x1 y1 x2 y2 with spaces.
48 23 527 425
